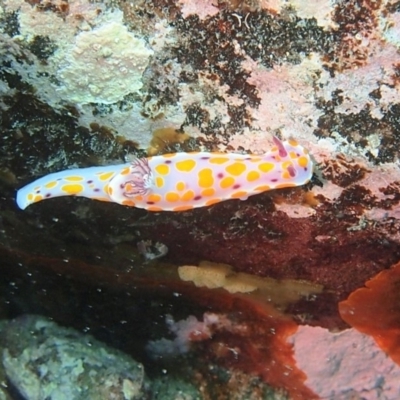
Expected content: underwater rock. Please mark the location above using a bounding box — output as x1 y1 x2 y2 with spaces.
0 325 12 400
150 376 202 400
3 0 400 397
0 315 148 400
290 325 400 399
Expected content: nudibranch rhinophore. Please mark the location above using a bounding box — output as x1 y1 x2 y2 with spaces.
16 137 313 212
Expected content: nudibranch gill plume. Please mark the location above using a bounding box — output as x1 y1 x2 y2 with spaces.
16 137 313 212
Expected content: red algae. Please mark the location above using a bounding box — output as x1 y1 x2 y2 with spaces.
193 297 320 400
339 261 400 366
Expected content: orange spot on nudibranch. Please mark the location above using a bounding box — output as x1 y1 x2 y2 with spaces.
198 168 214 188
225 162 247 176
275 183 297 189
147 193 162 203
282 171 292 180
172 205 194 211
147 206 163 212
258 162 275 173
201 188 215 197
176 182 186 191
64 176 84 182
181 190 195 202
98 172 115 181
220 176 235 189
165 192 180 202
155 177 164 188
124 183 135 193
45 181 57 189
175 159 196 172
205 198 221 206
61 184 84 195
282 161 292 170
121 199 136 206
298 156 310 168
247 171 260 182
230 191 248 199
209 157 230 164
155 164 170 175
254 185 271 192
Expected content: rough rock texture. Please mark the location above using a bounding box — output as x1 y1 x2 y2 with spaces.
0 315 148 400
2 0 400 398
290 326 400 400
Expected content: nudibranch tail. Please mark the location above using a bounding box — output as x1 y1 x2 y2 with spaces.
16 164 130 210
16 138 313 212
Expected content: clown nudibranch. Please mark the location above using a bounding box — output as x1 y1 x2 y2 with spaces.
16 137 313 212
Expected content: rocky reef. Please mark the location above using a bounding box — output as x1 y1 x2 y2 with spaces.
2 0 400 398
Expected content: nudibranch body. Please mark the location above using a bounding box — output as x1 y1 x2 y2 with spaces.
16 138 313 212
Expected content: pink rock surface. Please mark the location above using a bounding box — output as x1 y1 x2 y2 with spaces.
290 326 400 399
